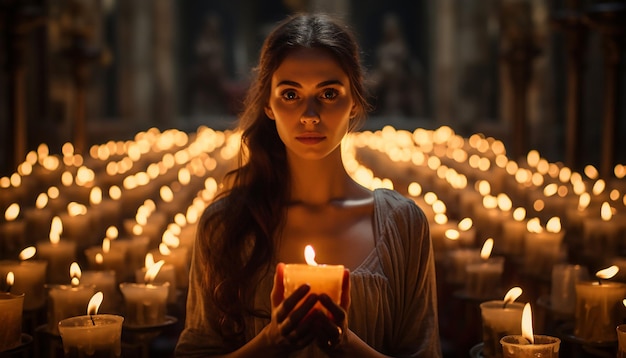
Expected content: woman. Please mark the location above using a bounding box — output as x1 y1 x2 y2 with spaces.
176 13 442 357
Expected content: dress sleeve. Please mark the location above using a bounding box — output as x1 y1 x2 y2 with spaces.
385 191 442 358
175 235 227 357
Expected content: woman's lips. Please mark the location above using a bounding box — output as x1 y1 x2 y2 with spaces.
296 135 325 145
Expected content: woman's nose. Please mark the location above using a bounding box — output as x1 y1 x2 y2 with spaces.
300 98 320 125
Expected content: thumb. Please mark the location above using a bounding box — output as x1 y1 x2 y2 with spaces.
271 262 286 308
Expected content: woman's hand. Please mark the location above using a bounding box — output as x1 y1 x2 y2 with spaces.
314 268 351 353
266 262 319 353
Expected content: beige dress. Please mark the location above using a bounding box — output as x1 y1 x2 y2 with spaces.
175 188 442 357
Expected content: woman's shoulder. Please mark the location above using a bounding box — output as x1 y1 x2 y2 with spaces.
373 188 422 214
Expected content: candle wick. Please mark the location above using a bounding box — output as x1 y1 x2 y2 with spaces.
597 278 603 286
90 314 95 325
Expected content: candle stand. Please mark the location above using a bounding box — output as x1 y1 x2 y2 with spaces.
0 333 33 358
121 315 178 358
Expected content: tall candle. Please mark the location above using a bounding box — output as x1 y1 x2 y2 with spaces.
574 266 626 342
550 264 588 316
283 245 344 308
58 292 124 357
135 254 177 304
0 247 48 310
0 203 27 258
523 217 564 277
465 239 504 299
36 216 77 284
45 263 96 335
618 323 626 358
84 238 127 283
80 270 119 314
0 291 24 352
149 243 189 289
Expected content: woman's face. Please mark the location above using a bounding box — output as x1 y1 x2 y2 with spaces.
265 47 356 161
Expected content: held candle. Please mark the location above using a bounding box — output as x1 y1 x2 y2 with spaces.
283 245 344 307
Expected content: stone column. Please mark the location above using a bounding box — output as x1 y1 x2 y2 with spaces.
430 0 457 124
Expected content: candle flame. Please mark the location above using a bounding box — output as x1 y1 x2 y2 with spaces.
496 194 512 212
601 202 613 221
87 292 103 315
578 193 591 211
70 262 81 285
35 193 49 209
304 245 318 266
434 213 448 225
90 187 103 205
67 202 87 216
19 246 36 260
513 207 526 221
458 218 473 231
105 226 118 240
521 303 534 344
503 287 523 304
445 229 460 240
408 182 422 197
482 195 497 210
102 238 111 253
162 231 180 248
50 216 63 244
5 203 19 221
6 271 14 287
596 265 619 280
160 186 174 203
592 179 605 195
145 253 155 268
546 217 561 233
159 243 171 256
480 238 493 260
526 217 543 233
95 253 103 265
144 260 165 283
477 180 491 196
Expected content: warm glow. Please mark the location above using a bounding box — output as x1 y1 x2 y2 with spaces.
521 303 534 344
592 179 606 195
19 246 36 260
601 202 613 221
145 253 155 268
105 226 118 240
109 186 122 200
526 150 540 167
503 287 523 304
497 194 512 212
527 218 543 233
102 238 111 253
144 260 165 283
408 182 422 197
513 207 526 221
458 218 473 231
477 180 491 196
423 192 438 205
67 202 87 216
4 203 19 221
482 195 497 210
159 243 172 256
162 231 180 248
70 262 81 286
50 216 63 244
87 292 103 315
90 187 103 205
35 193 48 209
304 245 318 266
546 217 561 233
533 199 545 212
160 186 174 203
584 165 599 180
6 272 14 287
578 193 591 211
445 229 460 240
434 213 448 225
543 183 558 197
95 253 103 265
432 200 446 214
480 238 494 260
596 265 619 280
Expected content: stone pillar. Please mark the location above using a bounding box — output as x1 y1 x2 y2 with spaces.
152 0 176 127
430 0 457 124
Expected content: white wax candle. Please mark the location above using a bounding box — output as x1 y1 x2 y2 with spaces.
45 284 96 335
550 264 588 316
135 264 177 304
0 292 24 351
119 282 169 326
149 246 189 289
574 281 626 342
480 301 524 358
465 256 505 299
36 240 77 284
0 260 47 310
58 314 124 357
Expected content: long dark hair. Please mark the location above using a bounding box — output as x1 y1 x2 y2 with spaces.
195 13 371 349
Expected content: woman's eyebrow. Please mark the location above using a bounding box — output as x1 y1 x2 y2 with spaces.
275 79 345 88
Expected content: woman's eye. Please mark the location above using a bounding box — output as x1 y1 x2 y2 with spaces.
321 89 338 100
282 90 298 100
